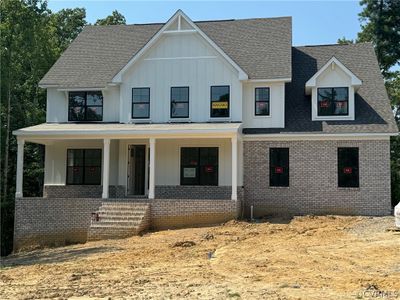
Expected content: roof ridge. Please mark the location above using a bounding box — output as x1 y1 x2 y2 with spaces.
295 42 373 48
86 16 292 28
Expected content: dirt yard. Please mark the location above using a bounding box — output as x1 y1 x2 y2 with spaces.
1 216 399 300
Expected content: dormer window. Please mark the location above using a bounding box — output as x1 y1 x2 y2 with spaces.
68 91 103 121
305 57 361 121
317 87 348 116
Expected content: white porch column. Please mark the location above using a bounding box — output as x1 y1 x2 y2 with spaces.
15 138 25 198
102 138 111 199
231 135 238 200
148 138 156 199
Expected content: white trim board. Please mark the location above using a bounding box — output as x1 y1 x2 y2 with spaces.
243 132 397 141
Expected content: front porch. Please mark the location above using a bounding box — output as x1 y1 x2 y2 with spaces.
14 122 243 201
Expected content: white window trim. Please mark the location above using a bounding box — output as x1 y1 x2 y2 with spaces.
253 86 272 119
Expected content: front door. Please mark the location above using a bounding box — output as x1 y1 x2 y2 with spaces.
128 145 146 195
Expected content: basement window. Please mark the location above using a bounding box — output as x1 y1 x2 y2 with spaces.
181 147 218 186
66 149 102 185
68 91 103 121
269 148 289 187
338 147 359 188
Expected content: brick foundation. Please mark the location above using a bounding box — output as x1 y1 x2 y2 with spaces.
155 185 244 200
13 197 240 251
150 199 240 229
243 139 392 216
43 185 126 198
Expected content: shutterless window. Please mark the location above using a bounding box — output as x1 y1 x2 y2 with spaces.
66 149 102 185
317 87 349 116
338 147 359 188
171 87 189 118
269 148 289 187
132 88 150 119
210 86 230 118
255 87 270 116
68 91 103 121
181 147 218 186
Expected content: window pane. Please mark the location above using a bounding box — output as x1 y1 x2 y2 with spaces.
84 166 101 185
181 147 218 186
199 148 218 186
171 87 189 102
255 88 269 102
211 86 229 118
256 101 270 115
171 102 189 118
66 149 102 185
86 107 103 121
318 87 348 116
86 92 103 106
69 106 86 121
132 103 149 118
181 148 198 166
84 149 101 166
338 147 359 187
269 148 289 187
133 88 150 103
69 92 86 106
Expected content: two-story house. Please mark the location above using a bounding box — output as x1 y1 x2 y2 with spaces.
13 10 398 249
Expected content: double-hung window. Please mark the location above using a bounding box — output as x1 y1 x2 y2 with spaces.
181 147 218 186
317 87 349 116
171 87 189 118
269 148 289 187
132 88 150 119
255 87 270 116
66 149 102 185
210 86 230 118
68 91 103 121
338 147 359 188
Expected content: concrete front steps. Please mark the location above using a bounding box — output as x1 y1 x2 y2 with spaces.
87 201 150 241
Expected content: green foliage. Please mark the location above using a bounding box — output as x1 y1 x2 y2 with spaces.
0 0 127 256
337 37 354 45
94 10 126 26
50 8 87 52
358 0 400 75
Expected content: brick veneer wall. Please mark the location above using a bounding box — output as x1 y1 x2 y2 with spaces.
155 186 244 200
13 197 103 250
14 197 240 251
243 139 392 216
150 199 240 229
43 185 126 198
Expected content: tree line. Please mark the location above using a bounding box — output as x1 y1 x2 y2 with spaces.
1 0 399 256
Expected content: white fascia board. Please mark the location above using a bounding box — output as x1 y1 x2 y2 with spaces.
111 9 248 83
245 78 292 83
243 132 397 141
305 56 362 93
38 84 60 89
57 87 107 91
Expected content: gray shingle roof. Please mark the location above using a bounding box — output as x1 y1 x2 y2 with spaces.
39 17 292 88
243 43 398 135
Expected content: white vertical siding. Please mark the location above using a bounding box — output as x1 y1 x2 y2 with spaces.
120 33 242 123
242 82 285 128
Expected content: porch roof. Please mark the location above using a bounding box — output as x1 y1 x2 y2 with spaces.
13 122 242 141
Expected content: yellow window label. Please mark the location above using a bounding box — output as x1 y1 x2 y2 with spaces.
212 101 228 109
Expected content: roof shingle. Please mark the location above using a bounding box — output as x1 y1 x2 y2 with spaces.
39 17 292 88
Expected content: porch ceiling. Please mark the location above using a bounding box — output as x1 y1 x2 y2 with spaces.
13 122 242 142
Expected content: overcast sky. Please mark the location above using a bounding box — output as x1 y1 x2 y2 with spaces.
48 0 363 46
